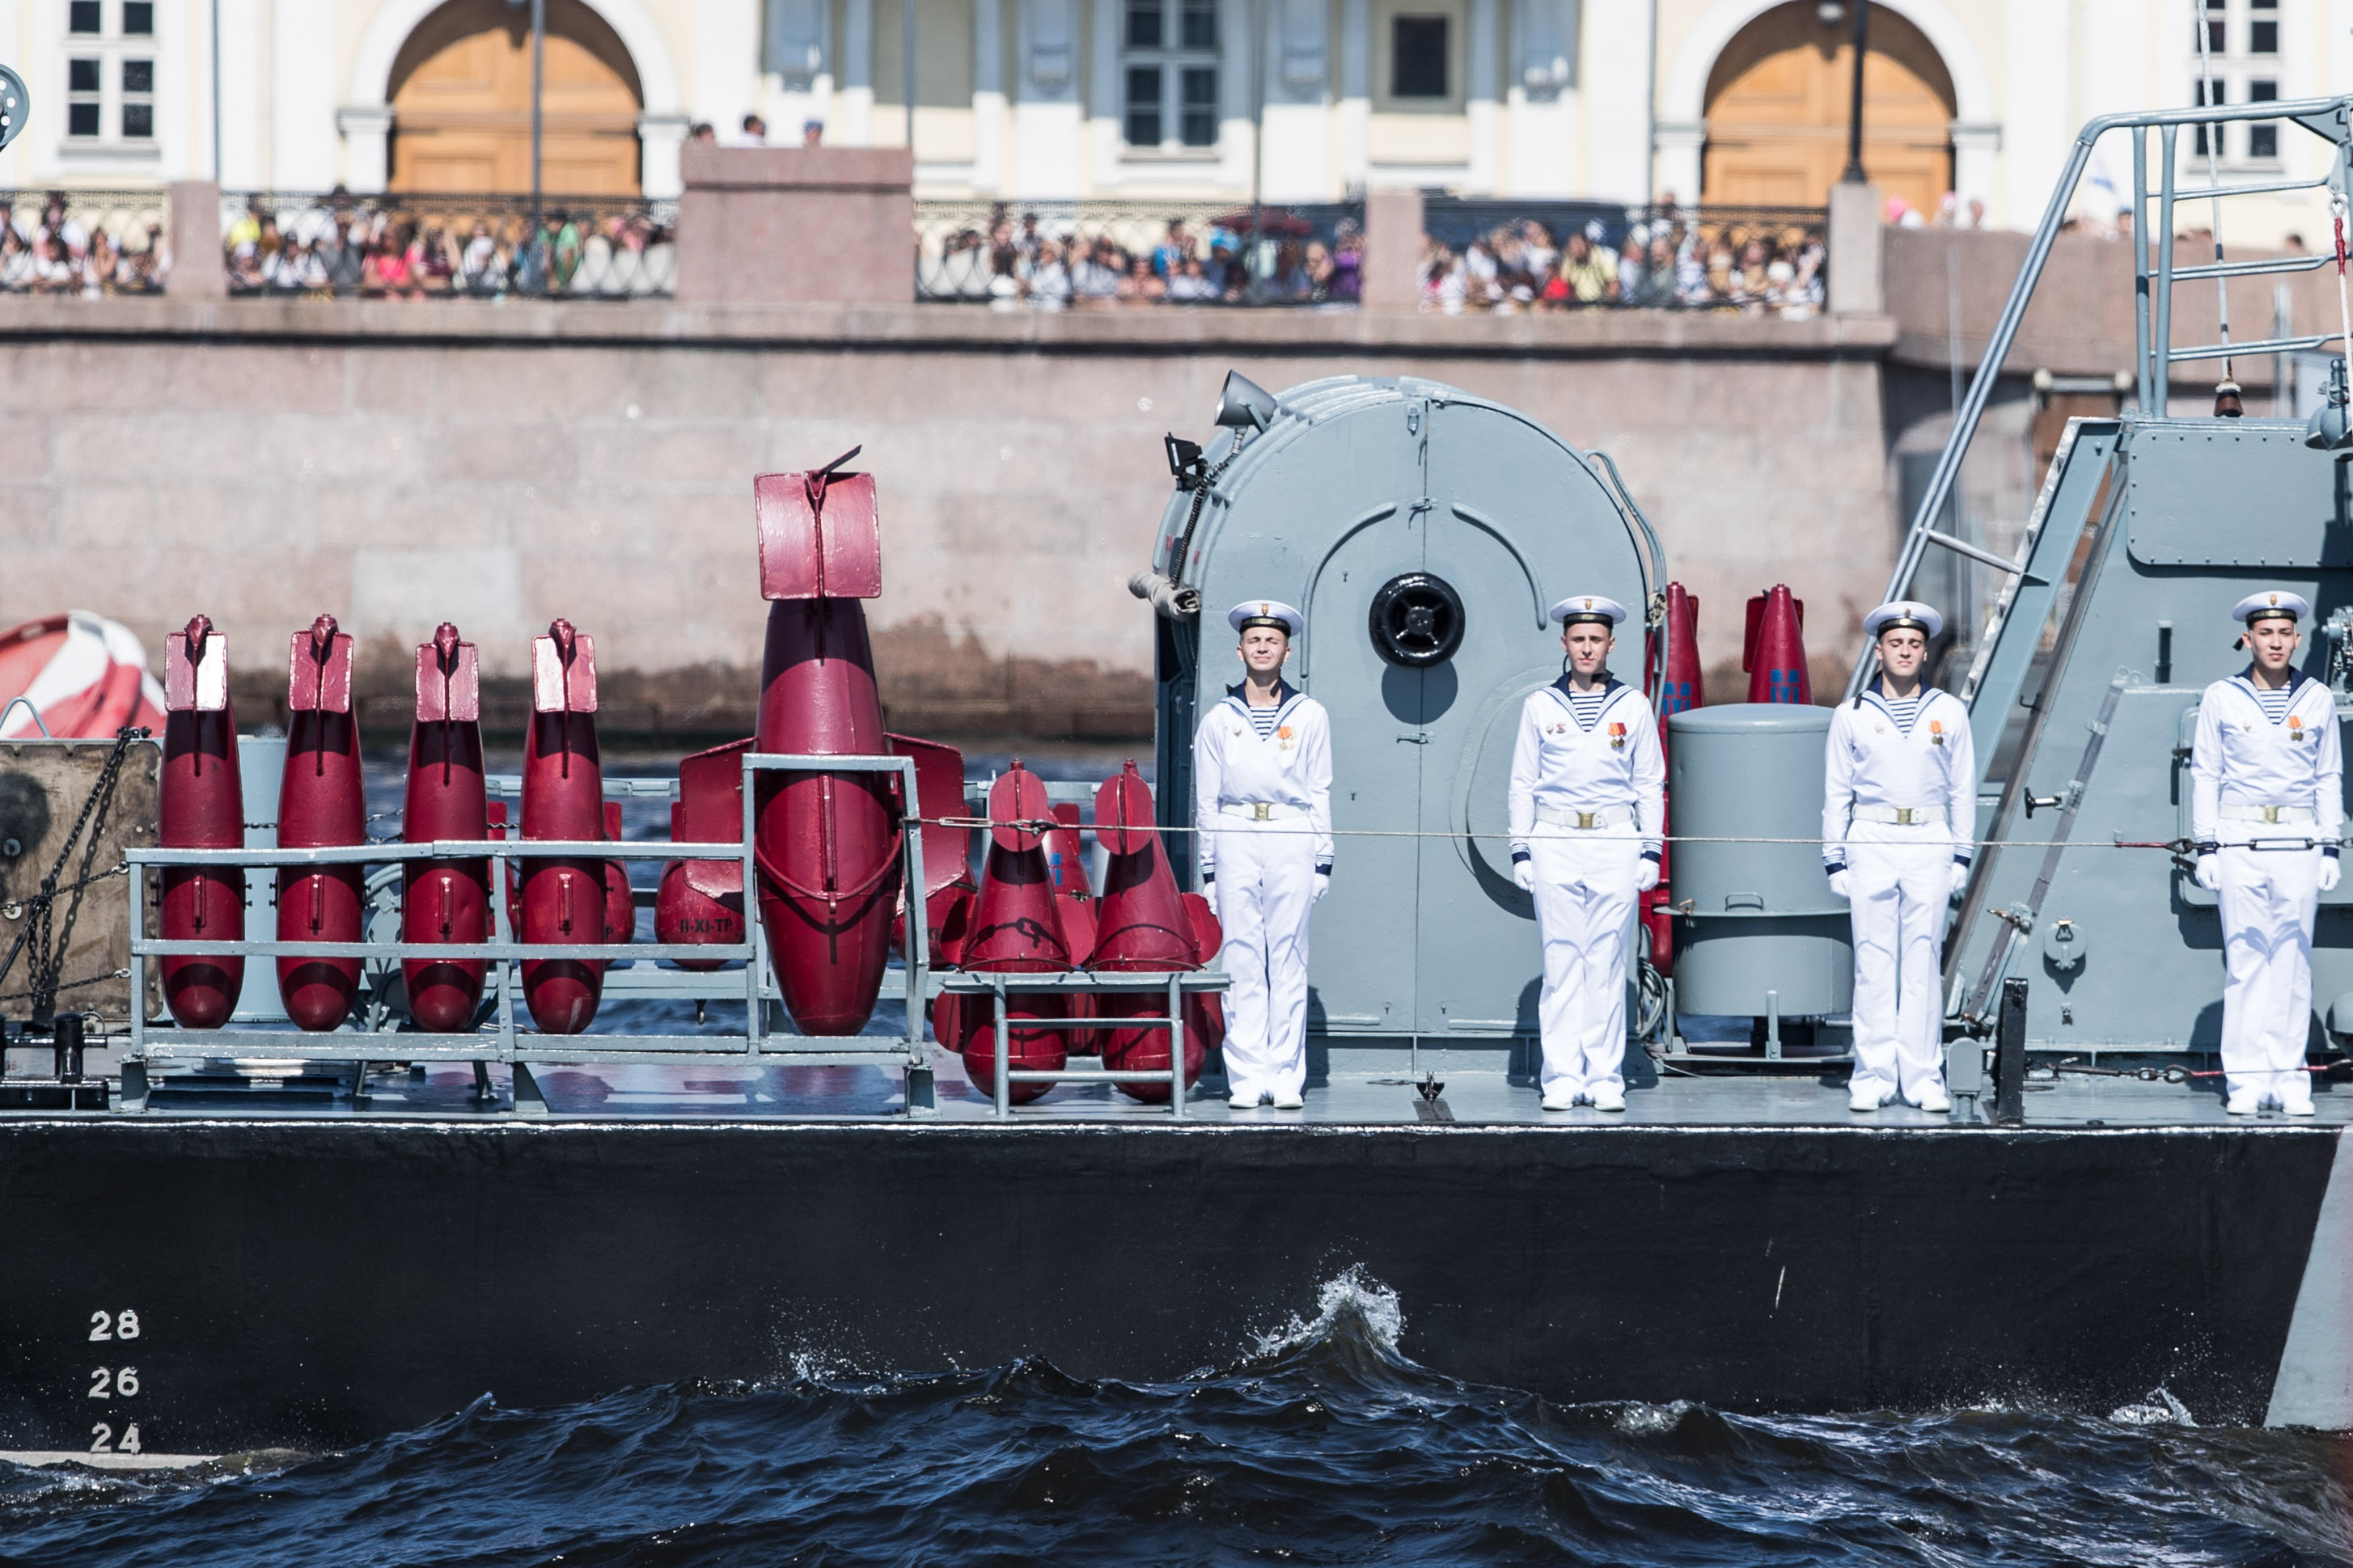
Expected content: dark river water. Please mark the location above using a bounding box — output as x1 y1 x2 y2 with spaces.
2 1273 2347 1567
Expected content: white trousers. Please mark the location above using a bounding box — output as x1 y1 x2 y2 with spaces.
1528 831 1640 1099
2217 843 2320 1106
1845 821 1951 1105
1211 816 1316 1099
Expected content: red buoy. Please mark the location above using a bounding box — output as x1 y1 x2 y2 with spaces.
518 619 607 1033
956 763 1071 1104
1088 762 1205 1101
887 730 973 961
275 616 364 1031
0 611 164 741
655 738 751 970
750 453 904 1036
1646 583 1705 978
159 615 243 1029
401 623 490 1033
1743 585 1809 704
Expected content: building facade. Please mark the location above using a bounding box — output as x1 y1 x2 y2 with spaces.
0 0 2343 239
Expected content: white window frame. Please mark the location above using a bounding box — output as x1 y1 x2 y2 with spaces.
1120 0 1222 156
2190 0 2282 168
61 0 154 150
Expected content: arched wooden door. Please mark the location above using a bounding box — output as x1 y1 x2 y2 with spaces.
390 0 644 193
1703 2 1954 216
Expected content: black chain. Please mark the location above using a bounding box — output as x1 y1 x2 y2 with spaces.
0 725 146 1027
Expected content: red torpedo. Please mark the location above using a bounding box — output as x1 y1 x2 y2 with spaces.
518 619 607 1033
159 615 244 1029
276 616 365 1030
750 450 905 1036
401 623 491 1033
1743 585 1810 705
1088 762 1208 1101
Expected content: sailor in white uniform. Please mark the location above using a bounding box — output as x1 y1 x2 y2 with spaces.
2190 590 2342 1116
1823 600 1975 1114
1194 600 1334 1111
1507 595 1665 1112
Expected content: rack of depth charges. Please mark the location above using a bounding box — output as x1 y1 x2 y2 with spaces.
121 753 1224 1120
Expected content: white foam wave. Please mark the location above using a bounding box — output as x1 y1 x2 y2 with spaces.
1612 1401 1696 1435
1250 1266 1406 1359
2108 1387 2198 1427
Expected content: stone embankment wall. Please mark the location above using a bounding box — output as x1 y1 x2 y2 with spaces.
0 298 1902 739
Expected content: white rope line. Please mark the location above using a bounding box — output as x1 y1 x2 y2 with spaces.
912 818 2307 852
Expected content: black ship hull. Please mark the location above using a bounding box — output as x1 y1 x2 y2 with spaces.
0 1118 2338 1456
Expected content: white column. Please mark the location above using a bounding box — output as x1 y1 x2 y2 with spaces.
214 0 261 188
1261 0 1329 200
695 0 764 145
1089 0 1120 190
1652 120 1702 209
274 0 336 189
638 112 689 197
1951 124 2000 215
1217 0 1252 192
1014 0 1081 194
974 0 1005 191
841 0 874 144
1576 0 1648 202
1465 0 1498 195
1338 0 1368 192
1506 0 1575 197
336 108 393 192
2001 0 2069 230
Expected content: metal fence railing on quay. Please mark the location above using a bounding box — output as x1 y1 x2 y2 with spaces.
0 188 167 296
220 190 677 299
1419 200 1829 317
916 198 1367 306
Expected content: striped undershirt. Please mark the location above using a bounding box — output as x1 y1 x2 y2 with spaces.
1882 694 1923 736
2254 686 2294 724
1247 704 1280 738
1567 690 1610 729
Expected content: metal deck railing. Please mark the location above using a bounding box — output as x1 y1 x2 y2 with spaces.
1853 93 2353 698
119 753 1221 1121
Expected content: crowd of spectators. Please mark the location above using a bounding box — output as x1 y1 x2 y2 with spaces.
920 206 1365 306
0 192 166 294
1419 208 1826 316
222 192 675 298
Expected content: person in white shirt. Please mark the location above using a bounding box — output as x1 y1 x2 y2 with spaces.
1195 601 1334 1110
2190 590 2342 1115
1823 600 1977 1114
1507 595 1665 1112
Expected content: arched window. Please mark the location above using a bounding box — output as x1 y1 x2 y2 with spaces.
1703 2 1955 217
389 0 645 193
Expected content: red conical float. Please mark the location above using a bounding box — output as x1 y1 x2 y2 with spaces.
887 730 974 961
1743 584 1809 704
158 615 243 1029
275 615 364 1030
518 619 607 1033
656 738 751 970
1645 583 1705 978
1045 802 1097 1046
750 450 904 1036
401 623 490 1033
1088 762 1209 1101
956 762 1071 1104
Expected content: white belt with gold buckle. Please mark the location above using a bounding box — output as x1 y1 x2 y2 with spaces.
1221 801 1306 821
2221 804 2314 825
1536 804 1632 830
1851 805 1946 826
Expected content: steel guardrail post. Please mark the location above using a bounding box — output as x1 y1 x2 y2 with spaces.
897 755 930 1106
992 978 1009 1122
2133 126 2152 411
124 847 146 1110
741 751 763 1059
1168 972 1185 1119
1995 975 2028 1126
2156 124 2177 418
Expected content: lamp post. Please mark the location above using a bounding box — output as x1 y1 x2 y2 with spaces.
1836 0 1867 184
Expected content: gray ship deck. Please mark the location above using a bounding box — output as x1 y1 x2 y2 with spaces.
34 1046 2345 1128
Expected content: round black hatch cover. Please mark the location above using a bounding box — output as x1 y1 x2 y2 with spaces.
1368 573 1466 668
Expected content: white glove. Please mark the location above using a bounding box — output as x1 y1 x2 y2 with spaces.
1949 861 1970 898
1313 869 1331 902
2194 855 2220 891
1827 868 1852 900
2322 856 2342 894
1512 859 1534 893
1635 856 1661 892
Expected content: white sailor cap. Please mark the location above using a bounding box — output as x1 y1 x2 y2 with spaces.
1228 599 1305 638
1864 599 1945 640
2232 590 2310 626
1548 594 1627 628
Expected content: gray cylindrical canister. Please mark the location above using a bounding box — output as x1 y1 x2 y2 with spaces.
1667 704 1852 1017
